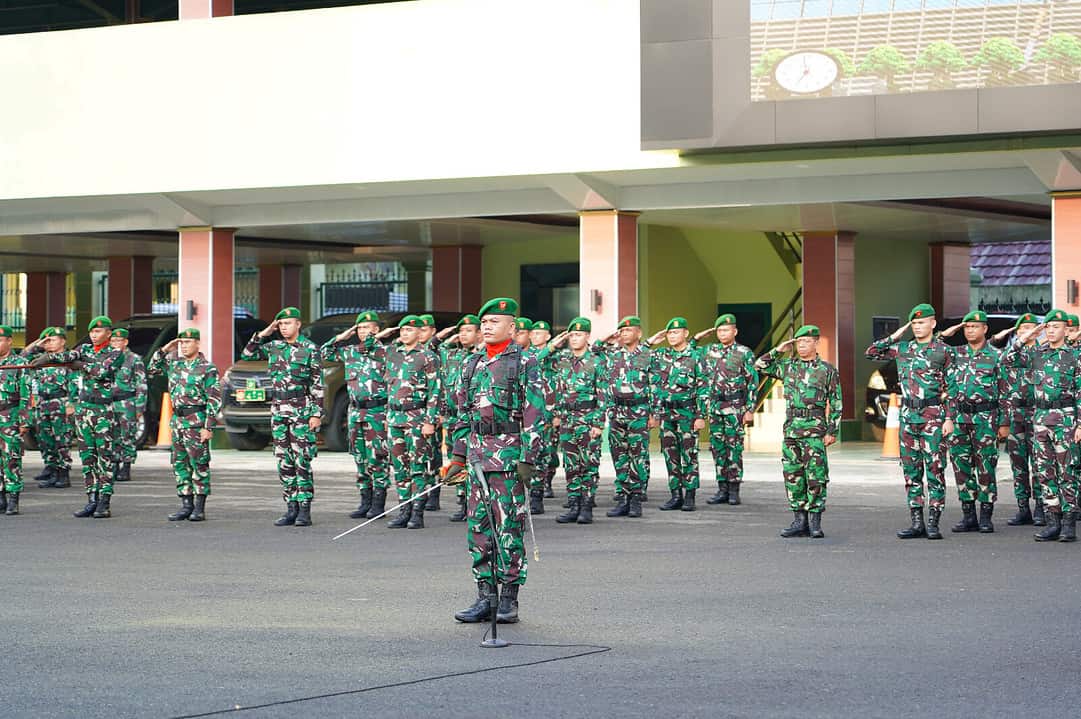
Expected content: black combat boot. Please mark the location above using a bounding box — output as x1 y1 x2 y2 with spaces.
1033 497 1047 526
274 501 299 527
529 488 545 515
406 497 425 529
897 507 926 539
366 488 387 519
74 492 97 518
659 488 683 511
951 501 979 532
0 490 6 513
627 492 643 518
51 468 71 488
92 493 112 518
606 493 629 517
496 584 519 624
808 511 824 538
610 492 624 507
1058 511 1077 543
562 495 573 508
4 492 18 516
978 502 995 533
425 486 441 511
111 462 124 482
780 511 809 538
294 501 313 527
454 582 495 623
543 476 555 499
707 482 729 505
189 495 207 522
387 501 411 528
577 495 594 524
926 507 943 540
350 488 373 519
449 493 467 522
1007 498 1033 526
1034 511 1062 542
168 495 194 522
557 495 581 524
120 462 132 482
36 467 56 489
730 483 743 505
681 489 696 512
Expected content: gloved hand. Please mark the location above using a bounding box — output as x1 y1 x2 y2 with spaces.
443 455 468 485
517 462 535 484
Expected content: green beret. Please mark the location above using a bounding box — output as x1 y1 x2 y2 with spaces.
515 318 534 331
962 311 988 324
1015 313 1038 328
275 307 301 321
112 327 130 339
356 311 380 325
1069 314 1079 328
457 314 480 328
87 315 113 331
568 317 592 333
908 304 935 322
0 326 13 338
532 320 552 332
714 313 737 328
177 328 201 340
665 317 688 331
1045 308 1068 324
794 325 820 339
618 316 641 328
478 297 519 318
418 314 435 327
39 326 65 339
398 315 422 328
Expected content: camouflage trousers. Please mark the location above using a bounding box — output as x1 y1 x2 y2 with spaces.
781 436 829 513
348 407 389 491
1007 415 1039 502
899 418 947 509
660 417 699 491
75 403 115 495
0 420 24 493
271 414 317 502
530 420 559 492
467 469 527 586
609 415 649 495
947 417 1000 504
389 424 431 502
112 399 140 464
558 416 602 498
709 414 745 485
34 409 72 470
171 421 211 496
1031 419 1080 514
424 424 443 486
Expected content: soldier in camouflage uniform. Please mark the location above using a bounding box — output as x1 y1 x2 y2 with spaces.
439 314 481 522
756 325 841 539
694 314 759 507
109 327 147 482
446 297 544 625
595 316 652 514
650 317 707 513
0 325 30 516
40 316 126 519
527 320 560 502
866 303 952 540
377 315 440 529
242 307 324 527
545 318 607 525
418 314 451 512
514 317 533 349
1006 310 1081 542
21 327 76 489
147 328 223 522
322 311 391 520
939 311 1010 534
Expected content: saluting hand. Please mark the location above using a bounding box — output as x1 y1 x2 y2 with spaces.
258 320 279 339
162 339 181 353
1017 323 1045 345
939 323 963 339
375 326 399 340
693 328 713 341
336 325 359 342
776 338 796 352
436 325 457 340
992 326 1015 343
891 321 912 341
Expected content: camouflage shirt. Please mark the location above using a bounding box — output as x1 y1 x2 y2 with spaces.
384 342 440 428
649 345 707 419
699 341 759 418
593 340 653 423
439 343 480 422
50 344 126 406
944 343 1008 427
0 353 30 426
756 349 842 438
147 350 223 430
20 346 77 415
113 348 148 413
322 335 388 408
1004 341 1081 426
549 348 609 428
241 333 324 420
998 339 1036 419
866 336 950 424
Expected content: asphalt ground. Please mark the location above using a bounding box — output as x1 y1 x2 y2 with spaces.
6 443 1080 719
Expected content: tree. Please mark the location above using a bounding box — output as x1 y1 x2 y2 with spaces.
915 41 965 90
1034 33 1081 83
858 45 910 93
752 48 789 79
823 47 855 78
971 37 1024 86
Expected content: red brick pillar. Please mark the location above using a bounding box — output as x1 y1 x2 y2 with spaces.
432 245 483 313
259 264 302 322
107 256 153 319
1052 193 1081 311
929 243 971 318
25 272 67 339
579 211 638 329
178 228 235 373
802 231 856 423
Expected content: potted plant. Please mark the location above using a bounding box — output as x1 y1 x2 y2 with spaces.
915 40 966 90
1034 32 1081 84
858 45 910 93
971 37 1024 87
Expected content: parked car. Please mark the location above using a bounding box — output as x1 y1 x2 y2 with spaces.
864 313 1018 440
221 311 461 451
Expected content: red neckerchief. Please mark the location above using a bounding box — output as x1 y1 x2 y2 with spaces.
486 338 511 359
93 342 109 353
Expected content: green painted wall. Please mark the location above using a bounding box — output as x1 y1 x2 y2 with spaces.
480 231 578 300
638 224 717 334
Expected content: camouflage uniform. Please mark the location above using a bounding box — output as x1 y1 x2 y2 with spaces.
700 338 758 500
1001 339 1039 506
22 345 76 479
421 327 445 507
111 347 147 477
146 348 222 497
524 342 559 497
384 340 440 509
594 336 653 498
650 343 707 497
439 338 478 515
550 345 608 507
0 351 30 507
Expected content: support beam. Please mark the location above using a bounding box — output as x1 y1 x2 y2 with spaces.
25 272 67 340
579 211 638 331
178 228 235 374
802 231 856 430
107 255 153 319
432 245 483 313
258 264 302 323
929 243 971 318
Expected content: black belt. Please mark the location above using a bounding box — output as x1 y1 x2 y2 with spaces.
958 400 997 414
174 405 207 417
662 399 696 410
37 391 68 401
470 420 520 436
564 400 597 412
613 395 647 407
1036 398 1075 410
353 397 388 410
78 394 111 405
787 407 826 419
270 388 309 400
714 391 745 402
112 391 136 401
390 400 426 412
903 397 941 410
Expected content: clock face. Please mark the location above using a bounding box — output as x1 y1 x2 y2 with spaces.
773 51 840 94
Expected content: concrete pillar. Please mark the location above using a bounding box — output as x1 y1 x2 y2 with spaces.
179 0 232 20
107 255 153 320
258 264 302 323
25 272 67 340
432 245 483 313
1052 193 1081 312
802 231 856 431
74 272 94 335
579 211 638 330
178 228 235 373
403 259 429 313
929 242 971 317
